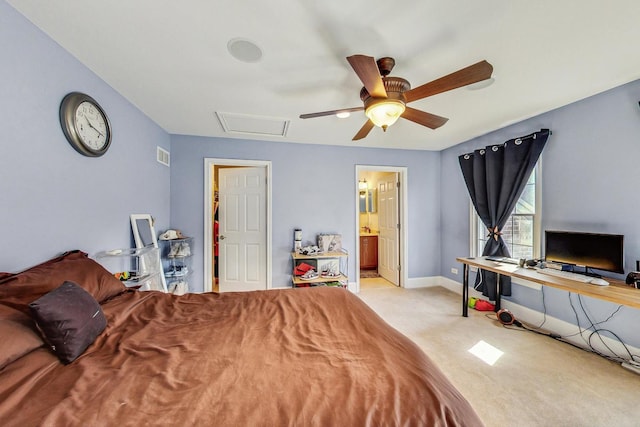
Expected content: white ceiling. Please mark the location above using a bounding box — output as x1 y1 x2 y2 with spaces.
8 0 640 151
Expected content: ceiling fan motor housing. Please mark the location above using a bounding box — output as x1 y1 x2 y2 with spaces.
376 57 396 76
360 76 411 106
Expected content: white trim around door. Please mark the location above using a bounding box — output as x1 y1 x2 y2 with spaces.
203 158 272 293
355 165 408 293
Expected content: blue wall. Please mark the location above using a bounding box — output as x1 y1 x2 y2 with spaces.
0 2 170 272
440 79 640 348
169 135 442 291
5 0 640 349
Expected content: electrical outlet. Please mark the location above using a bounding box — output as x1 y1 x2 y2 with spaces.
451 267 458 275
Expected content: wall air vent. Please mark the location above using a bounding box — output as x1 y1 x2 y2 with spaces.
216 112 289 137
157 146 170 167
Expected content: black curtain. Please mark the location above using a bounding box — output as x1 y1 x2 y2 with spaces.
458 129 550 300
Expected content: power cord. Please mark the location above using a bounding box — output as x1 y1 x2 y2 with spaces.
484 289 640 366
483 310 552 338
560 292 639 365
505 322 553 337
560 302 623 338
501 286 550 333
529 285 548 330
578 294 638 363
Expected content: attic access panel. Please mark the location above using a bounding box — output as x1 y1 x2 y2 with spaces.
216 112 290 137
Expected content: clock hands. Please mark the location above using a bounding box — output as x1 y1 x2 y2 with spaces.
83 116 105 137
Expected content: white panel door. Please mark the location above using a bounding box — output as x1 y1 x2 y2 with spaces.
378 174 399 286
218 167 267 292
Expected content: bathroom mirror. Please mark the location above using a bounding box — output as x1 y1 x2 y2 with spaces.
367 189 377 213
359 189 377 213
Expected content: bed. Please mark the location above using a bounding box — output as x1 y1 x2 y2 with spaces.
0 251 483 426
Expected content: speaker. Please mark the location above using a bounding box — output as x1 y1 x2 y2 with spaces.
496 309 522 327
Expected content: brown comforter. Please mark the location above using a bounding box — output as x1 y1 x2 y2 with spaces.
0 287 482 426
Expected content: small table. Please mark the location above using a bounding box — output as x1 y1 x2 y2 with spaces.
456 257 640 317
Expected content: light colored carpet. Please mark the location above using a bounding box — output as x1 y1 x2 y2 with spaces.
357 280 640 427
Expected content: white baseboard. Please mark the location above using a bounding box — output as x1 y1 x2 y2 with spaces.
426 276 640 362
622 362 640 375
404 276 444 289
348 281 358 294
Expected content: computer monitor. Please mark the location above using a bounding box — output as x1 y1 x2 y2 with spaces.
544 230 624 275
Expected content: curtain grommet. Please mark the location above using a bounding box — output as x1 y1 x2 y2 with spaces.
515 138 522 145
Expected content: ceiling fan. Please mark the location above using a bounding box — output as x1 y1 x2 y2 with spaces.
300 55 493 141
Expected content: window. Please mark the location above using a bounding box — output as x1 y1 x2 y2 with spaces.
471 162 541 259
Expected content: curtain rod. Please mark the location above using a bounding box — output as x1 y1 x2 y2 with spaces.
515 128 552 141
460 129 551 158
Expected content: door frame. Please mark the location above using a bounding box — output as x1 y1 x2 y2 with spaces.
355 165 408 292
203 158 272 293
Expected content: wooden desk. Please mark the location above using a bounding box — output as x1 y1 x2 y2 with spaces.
456 257 640 317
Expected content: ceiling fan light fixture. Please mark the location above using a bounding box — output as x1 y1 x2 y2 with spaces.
365 99 406 130
336 112 351 118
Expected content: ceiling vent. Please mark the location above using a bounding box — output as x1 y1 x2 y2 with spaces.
216 112 289 137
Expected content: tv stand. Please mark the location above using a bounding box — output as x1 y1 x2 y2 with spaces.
456 257 640 317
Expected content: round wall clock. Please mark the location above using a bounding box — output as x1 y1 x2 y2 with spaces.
59 92 112 157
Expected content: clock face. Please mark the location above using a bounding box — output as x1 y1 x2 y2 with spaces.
60 92 112 157
75 101 109 151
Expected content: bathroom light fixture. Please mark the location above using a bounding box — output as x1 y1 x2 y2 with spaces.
359 179 368 198
365 98 406 131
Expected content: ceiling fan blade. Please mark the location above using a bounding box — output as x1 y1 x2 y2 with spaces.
353 120 375 141
401 106 449 129
346 55 387 98
404 60 493 103
300 106 363 119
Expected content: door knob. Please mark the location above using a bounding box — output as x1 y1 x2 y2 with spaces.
219 235 226 240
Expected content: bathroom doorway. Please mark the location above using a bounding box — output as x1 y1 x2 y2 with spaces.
355 166 407 290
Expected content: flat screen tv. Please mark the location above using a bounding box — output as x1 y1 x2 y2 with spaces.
544 230 624 275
